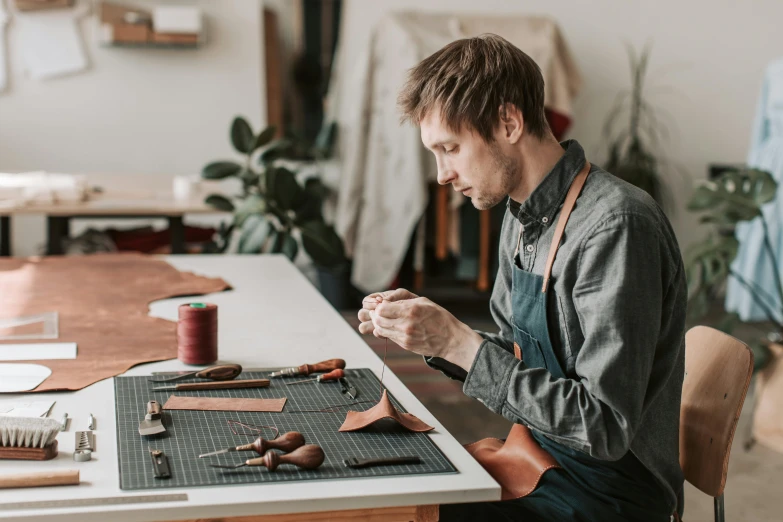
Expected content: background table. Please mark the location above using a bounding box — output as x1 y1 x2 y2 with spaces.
0 255 500 521
0 192 229 256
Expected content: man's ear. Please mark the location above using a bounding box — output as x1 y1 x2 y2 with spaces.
498 103 524 144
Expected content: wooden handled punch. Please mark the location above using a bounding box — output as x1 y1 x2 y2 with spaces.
199 431 306 458
209 444 325 471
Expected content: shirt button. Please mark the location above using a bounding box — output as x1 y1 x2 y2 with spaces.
526 244 534 253
542 217 549 224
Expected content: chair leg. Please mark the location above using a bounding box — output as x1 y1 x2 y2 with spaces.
714 494 725 522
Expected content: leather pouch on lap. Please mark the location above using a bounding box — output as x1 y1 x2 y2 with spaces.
463 344 560 500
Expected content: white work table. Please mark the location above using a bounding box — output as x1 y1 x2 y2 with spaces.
0 255 500 521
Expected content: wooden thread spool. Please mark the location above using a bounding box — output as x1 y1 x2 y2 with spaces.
249 444 325 472
177 303 218 365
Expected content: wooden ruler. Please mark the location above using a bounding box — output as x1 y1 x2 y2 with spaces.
0 493 187 511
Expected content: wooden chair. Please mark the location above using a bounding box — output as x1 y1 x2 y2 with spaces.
680 326 754 522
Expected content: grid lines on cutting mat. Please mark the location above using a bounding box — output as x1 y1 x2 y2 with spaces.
114 369 456 490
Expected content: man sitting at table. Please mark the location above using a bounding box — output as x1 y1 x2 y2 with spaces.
357 34 686 522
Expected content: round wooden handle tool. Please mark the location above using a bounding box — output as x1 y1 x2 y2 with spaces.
246 444 325 471
236 431 306 455
0 470 80 489
299 359 346 376
196 364 242 381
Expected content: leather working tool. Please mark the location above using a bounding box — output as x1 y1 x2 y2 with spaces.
269 358 346 378
343 456 421 468
151 378 270 392
209 444 325 471
199 431 305 458
339 377 358 399
138 400 165 436
148 364 242 383
285 369 344 385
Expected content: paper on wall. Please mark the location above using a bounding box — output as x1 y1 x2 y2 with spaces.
0 342 77 361
14 1 89 80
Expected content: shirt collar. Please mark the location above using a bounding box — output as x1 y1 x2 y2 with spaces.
507 139 587 226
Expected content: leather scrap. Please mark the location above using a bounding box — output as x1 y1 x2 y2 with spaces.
339 390 434 432
0 253 230 392
163 395 286 413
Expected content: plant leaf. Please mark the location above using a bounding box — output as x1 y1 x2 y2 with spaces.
231 117 255 154
299 220 345 267
258 139 294 165
253 126 277 151
267 166 305 211
204 194 235 211
233 194 266 227
281 233 298 261
202 161 242 180
237 214 271 254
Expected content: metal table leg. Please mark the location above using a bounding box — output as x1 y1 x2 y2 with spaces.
0 216 10 256
169 216 185 254
47 216 70 255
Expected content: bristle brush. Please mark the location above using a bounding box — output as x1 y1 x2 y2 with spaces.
0 417 61 460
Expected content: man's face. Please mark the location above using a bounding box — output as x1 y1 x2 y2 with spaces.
420 110 518 210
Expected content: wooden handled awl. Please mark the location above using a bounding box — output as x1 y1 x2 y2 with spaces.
0 470 80 489
269 359 346 378
152 379 270 392
199 431 305 458
286 369 345 385
209 444 325 471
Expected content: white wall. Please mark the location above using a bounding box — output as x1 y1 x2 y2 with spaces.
337 0 783 252
0 0 266 255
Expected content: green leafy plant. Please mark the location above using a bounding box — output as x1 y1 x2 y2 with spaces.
603 43 669 206
685 167 779 370
200 117 345 269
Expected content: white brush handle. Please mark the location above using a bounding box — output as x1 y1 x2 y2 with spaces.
0 470 80 489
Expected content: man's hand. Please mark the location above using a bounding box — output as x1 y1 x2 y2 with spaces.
357 288 483 372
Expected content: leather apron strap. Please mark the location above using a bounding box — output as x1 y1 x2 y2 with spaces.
513 161 591 293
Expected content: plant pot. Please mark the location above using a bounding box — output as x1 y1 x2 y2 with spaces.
315 263 359 311
752 342 783 453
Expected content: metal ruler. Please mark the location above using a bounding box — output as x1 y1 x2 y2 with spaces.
0 493 188 511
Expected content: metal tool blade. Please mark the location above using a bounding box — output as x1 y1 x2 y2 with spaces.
208 463 244 469
148 373 195 383
198 448 231 458
151 385 176 391
138 419 165 436
139 420 165 436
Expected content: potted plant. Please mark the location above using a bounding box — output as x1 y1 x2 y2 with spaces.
200 116 349 305
684 166 779 369
602 43 669 207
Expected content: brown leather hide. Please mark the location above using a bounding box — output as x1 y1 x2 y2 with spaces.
0 253 230 392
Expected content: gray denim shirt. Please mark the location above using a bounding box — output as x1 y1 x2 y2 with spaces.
427 140 686 512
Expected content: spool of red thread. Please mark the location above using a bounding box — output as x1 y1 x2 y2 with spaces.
177 302 218 365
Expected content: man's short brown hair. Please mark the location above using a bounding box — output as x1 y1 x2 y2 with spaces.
398 33 549 141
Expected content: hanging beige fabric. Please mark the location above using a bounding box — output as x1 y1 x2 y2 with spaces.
0 253 230 392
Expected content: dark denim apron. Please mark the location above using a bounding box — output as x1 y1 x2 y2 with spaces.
506 161 672 521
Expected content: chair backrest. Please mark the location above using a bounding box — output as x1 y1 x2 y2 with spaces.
680 326 754 497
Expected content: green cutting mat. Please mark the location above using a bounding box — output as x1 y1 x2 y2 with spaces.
114 369 457 490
